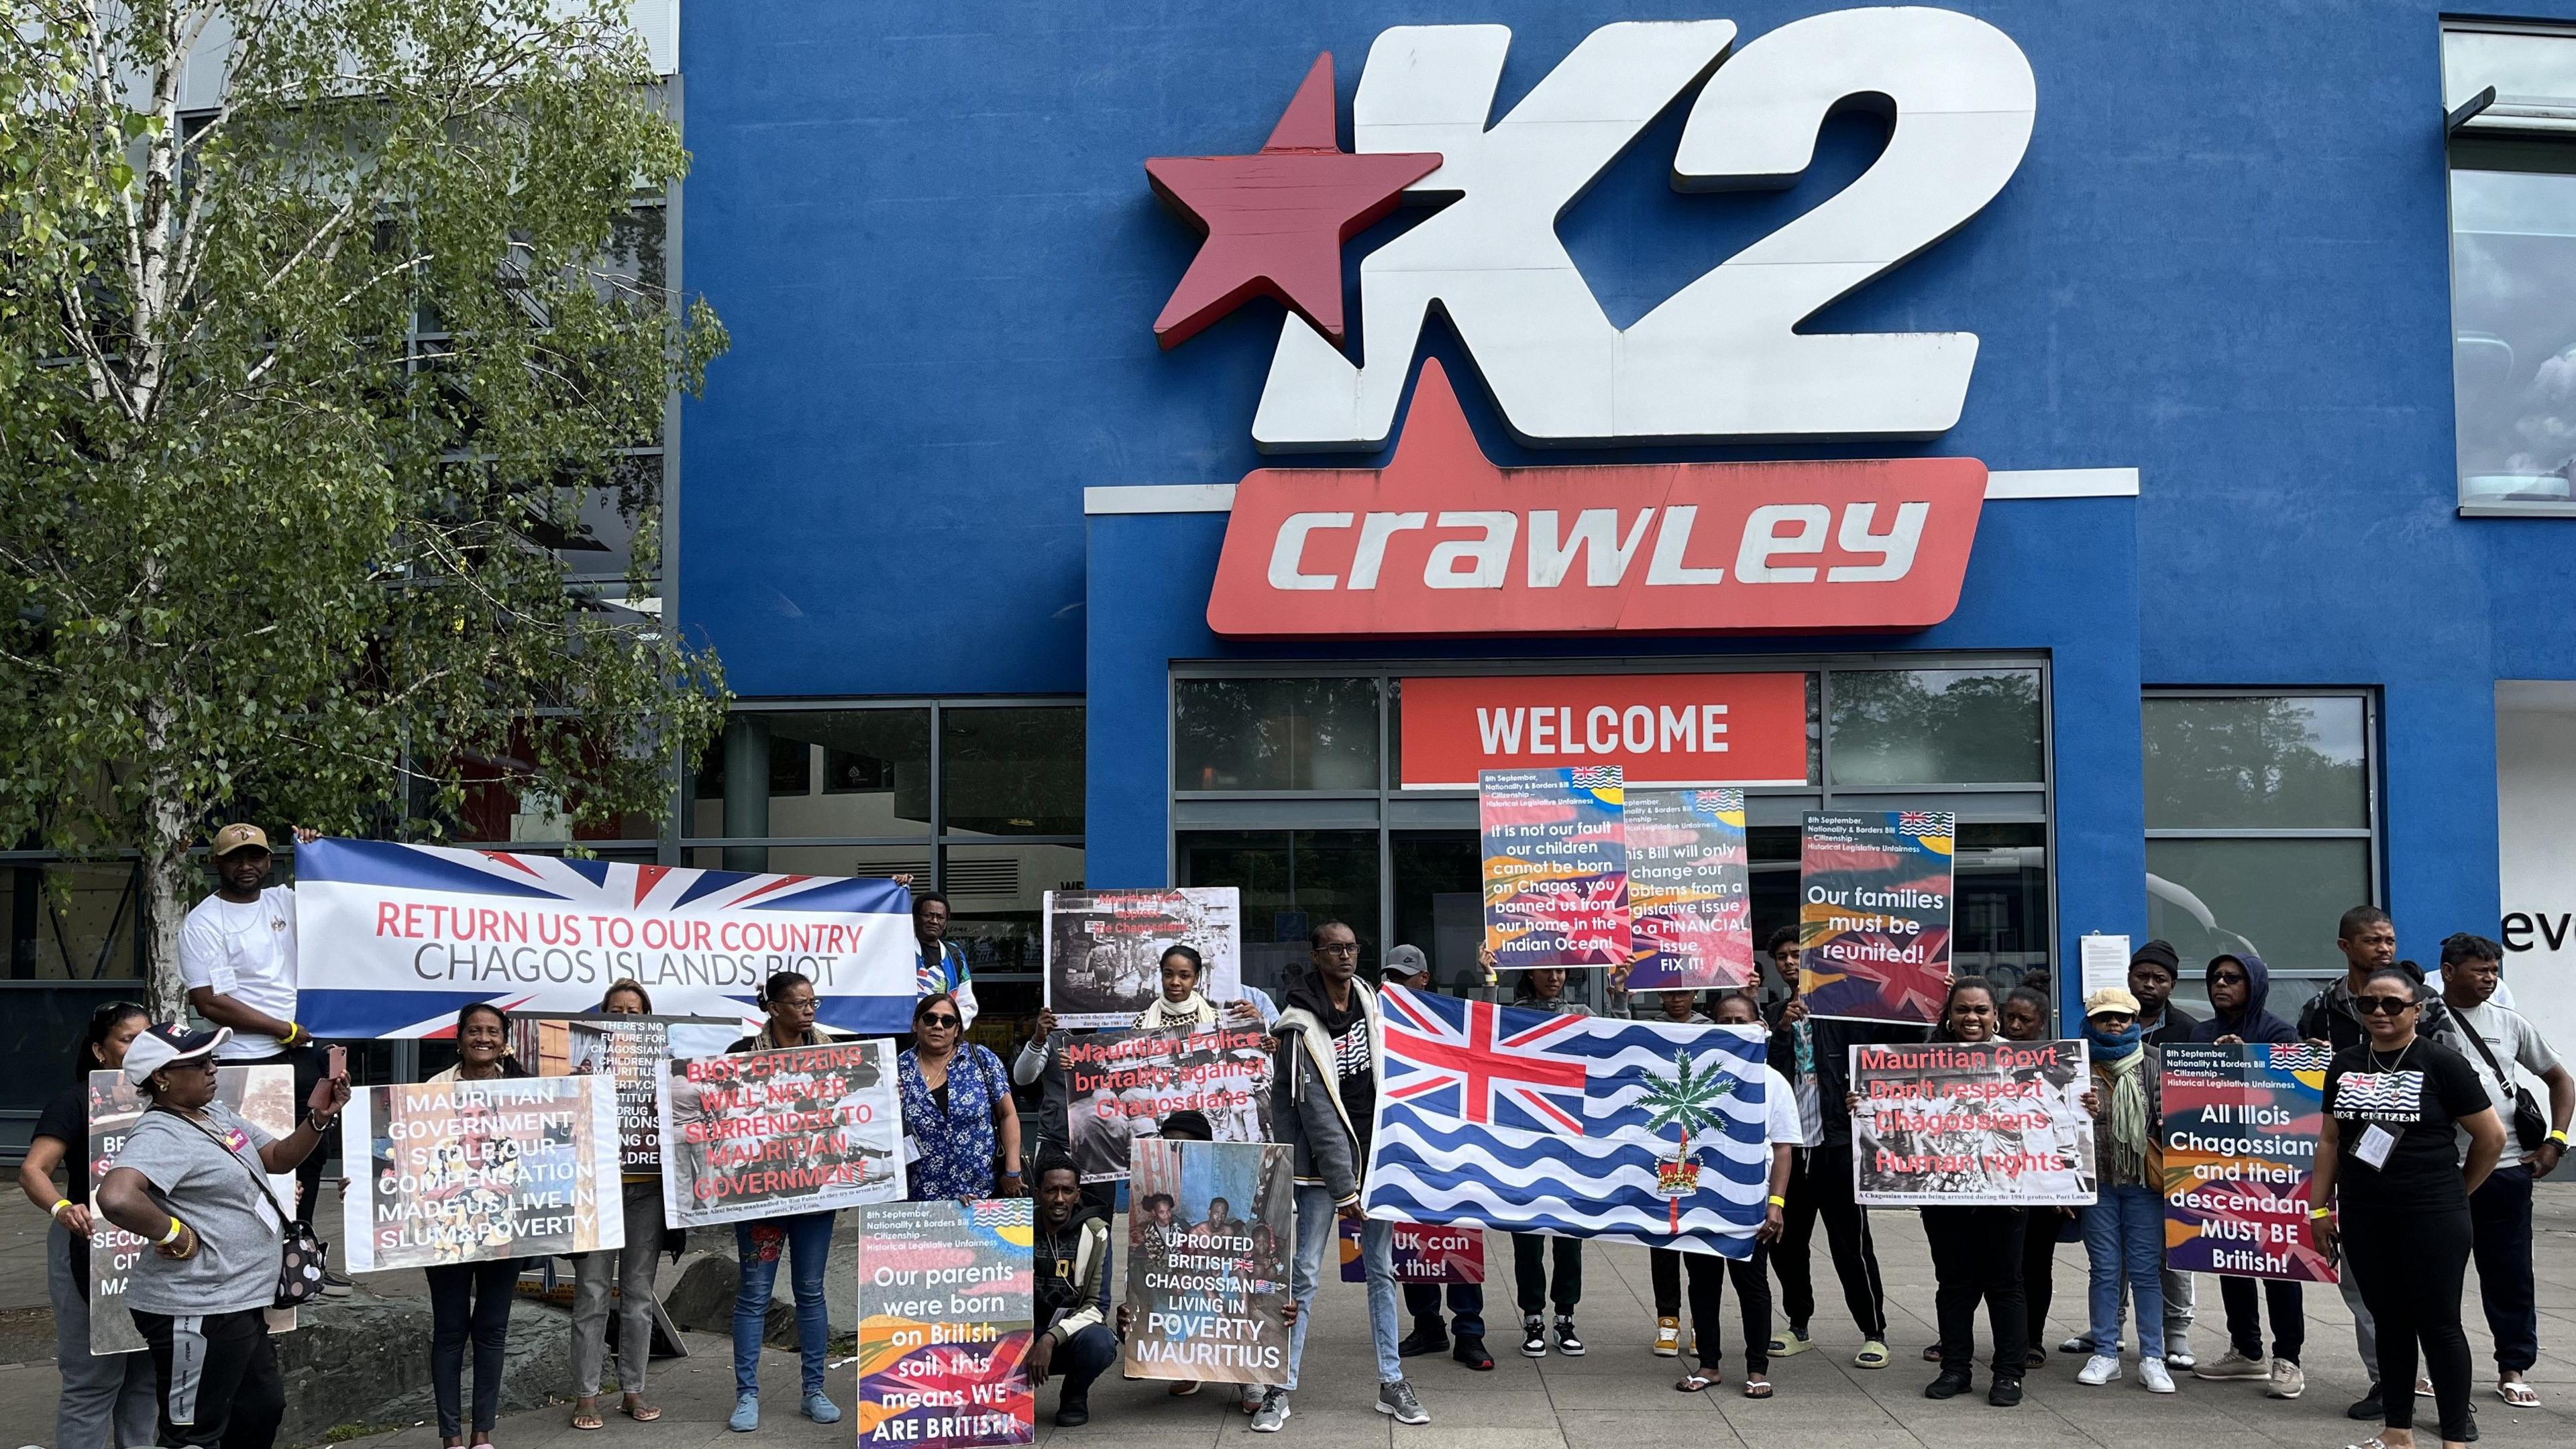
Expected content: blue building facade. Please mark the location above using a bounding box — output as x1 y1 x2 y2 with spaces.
674 2 2576 1032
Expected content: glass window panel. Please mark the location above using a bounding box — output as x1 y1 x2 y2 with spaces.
0 863 143 981
2143 696 2368 830
938 842 1083 1028
2451 162 2576 504
1953 846 2053 998
692 709 932 839
1390 831 1480 990
1175 830 1381 996
1175 678 1380 792
1825 667 2043 786
686 844 932 881
0 982 149 1118
943 706 1084 836
2147 838 2373 983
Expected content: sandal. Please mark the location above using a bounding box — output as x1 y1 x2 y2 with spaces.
620 1398 663 1424
1677 1369 1721 1393
1743 1377 1774 1399
1168 1381 1201 1397
2498 1381 2540 1408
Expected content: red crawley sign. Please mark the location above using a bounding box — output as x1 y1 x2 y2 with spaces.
1401 673 1809 788
1205 361 1986 639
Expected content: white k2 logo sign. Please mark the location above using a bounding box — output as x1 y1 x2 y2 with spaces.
1250 8 2036 451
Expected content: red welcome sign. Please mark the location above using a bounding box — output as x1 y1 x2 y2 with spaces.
1401 673 1809 788
1205 360 1986 640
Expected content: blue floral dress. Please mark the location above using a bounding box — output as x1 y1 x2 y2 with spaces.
898 1044 1011 1200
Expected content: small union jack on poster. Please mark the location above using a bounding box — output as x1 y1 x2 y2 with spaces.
1480 766 1629 970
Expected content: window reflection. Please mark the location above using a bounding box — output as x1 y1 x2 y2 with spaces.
2451 157 2576 504
1827 668 2043 786
1175 678 1380 791
2147 838 2373 980
942 707 1084 836
1175 830 1380 994
2143 696 2367 829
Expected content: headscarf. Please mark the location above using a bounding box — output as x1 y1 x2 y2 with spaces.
2088 1018 2151 1181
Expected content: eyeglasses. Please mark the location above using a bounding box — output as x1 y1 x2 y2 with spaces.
2357 996 2416 1016
1316 943 1360 957
918 1014 961 1028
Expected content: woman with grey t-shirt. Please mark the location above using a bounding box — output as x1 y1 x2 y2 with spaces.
96 1024 347 1449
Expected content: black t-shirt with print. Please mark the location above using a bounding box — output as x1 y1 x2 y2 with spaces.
2324 1036 2491 1212
1313 991 1376 1163
33 1085 92 1289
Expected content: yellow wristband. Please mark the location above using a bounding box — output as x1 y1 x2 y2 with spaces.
48 1198 72 1220
280 1024 305 1047
159 1217 187 1246
2308 1207 2332 1220
1767 1195 1787 1208
2551 1130 2569 1146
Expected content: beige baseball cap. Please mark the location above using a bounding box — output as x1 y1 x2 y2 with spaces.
211 823 271 857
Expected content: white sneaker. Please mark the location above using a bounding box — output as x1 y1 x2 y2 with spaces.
2078 1353 2123 1387
2141 1360 2177 1394
2196 1350 2267 1381
2266 1360 2304 1399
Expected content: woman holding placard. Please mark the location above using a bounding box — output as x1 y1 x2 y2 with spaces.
2313 965 2504 1449
19 1002 158 1449
569 980 666 1431
722 971 843 1434
899 989 1024 1201
424 1002 533 1449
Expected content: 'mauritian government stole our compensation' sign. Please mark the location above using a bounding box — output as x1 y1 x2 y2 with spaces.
291 837 918 1038
343 1076 623 1271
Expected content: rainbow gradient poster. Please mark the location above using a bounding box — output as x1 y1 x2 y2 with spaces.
1480 766 1629 969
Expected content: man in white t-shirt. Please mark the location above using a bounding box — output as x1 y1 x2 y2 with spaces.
177 822 349 1291
2432 933 2573 1407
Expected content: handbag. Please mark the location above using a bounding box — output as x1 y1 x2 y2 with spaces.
2453 1017 2551 1153
177 1110 332 1308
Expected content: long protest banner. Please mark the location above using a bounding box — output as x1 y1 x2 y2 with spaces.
2161 1043 2337 1283
659 1039 904 1228
854 1199 1035 1449
1122 1138 1295 1386
1063 1026 1273 1185
91 1066 297 1354
1797 811 1955 1024
1623 788 1753 993
1849 1040 2096 1206
510 1014 738 1172
343 1075 622 1271
1365 985 1772 1257
1338 1219 1485 1284
291 837 916 1039
1042 888 1242 1030
1481 766 1629 969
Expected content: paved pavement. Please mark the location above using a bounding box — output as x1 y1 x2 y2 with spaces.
5 1188 2575 1448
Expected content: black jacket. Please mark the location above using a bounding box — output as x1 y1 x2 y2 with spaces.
1766 1006 1927 1147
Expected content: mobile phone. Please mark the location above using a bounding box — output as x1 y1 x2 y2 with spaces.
327 1044 347 1080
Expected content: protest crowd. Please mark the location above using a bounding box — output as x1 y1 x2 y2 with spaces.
17 821 2575 1449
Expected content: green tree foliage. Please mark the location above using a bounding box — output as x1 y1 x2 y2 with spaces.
0 0 729 1011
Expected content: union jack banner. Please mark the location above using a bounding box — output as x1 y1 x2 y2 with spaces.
293 837 918 1038
1366 985 1772 1258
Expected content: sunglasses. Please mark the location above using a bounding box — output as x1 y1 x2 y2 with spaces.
918 1014 961 1028
2210 971 2249 985
2357 996 2416 1016
2090 1012 2136 1025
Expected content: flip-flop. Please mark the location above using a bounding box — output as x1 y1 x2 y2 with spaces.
1168 1381 1201 1397
1676 1370 1721 1393
2498 1381 2541 1408
571 1405 603 1433
1743 1377 1774 1399
621 1403 663 1423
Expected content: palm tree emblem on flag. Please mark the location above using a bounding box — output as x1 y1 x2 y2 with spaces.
1638 1049 1739 1229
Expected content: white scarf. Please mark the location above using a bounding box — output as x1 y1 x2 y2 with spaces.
1137 991 1219 1030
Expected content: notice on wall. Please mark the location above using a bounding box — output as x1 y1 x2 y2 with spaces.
2080 935 2132 998
1338 1218 1485 1284
1063 1026 1273 1184
1797 811 1955 1024
509 1014 737 1173
1122 1138 1295 1385
1623 788 1753 993
343 1075 621 1271
659 1039 903 1228
853 1198 1035 1448
1481 766 1629 969
2161 1043 2337 1283
1850 1040 2096 1207
1043 888 1242 1030
91 1067 297 1354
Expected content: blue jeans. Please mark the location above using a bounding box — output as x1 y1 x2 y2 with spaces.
1051 1324 1120 1401
735 1212 835 1397
2083 1185 2165 1360
1288 1186 1403 1387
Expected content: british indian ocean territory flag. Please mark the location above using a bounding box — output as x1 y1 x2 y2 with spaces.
292 838 917 1040
1364 983 1772 1258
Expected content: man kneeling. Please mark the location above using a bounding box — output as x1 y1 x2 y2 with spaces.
1031 1149 1118 1426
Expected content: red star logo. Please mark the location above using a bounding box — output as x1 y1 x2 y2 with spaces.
1146 53 1441 351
